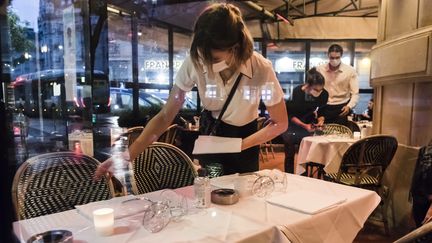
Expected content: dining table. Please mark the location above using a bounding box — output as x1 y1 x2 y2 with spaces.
14 171 380 243
296 135 359 175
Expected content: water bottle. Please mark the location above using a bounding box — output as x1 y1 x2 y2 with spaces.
194 168 211 208
112 136 129 194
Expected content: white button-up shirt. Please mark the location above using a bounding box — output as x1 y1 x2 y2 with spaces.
175 52 284 126
316 63 359 109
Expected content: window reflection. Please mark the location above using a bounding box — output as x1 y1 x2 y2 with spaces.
267 42 306 100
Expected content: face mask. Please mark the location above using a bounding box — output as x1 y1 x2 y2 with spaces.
309 89 323 97
329 59 341 67
212 60 229 73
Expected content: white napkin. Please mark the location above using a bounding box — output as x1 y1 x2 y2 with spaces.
266 191 346 214
192 135 242 154
75 195 150 220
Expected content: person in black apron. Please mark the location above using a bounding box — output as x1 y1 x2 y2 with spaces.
95 3 288 179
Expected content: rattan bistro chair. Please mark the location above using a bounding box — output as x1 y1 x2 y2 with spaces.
158 124 179 145
322 123 353 137
125 126 144 146
324 135 398 235
12 152 114 220
130 142 197 194
305 123 353 178
257 117 275 162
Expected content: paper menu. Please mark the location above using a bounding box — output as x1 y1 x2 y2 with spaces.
192 135 242 154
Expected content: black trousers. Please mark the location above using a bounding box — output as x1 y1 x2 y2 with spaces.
281 128 311 173
323 102 349 126
197 119 259 176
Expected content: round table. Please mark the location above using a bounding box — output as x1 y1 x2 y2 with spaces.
296 135 358 175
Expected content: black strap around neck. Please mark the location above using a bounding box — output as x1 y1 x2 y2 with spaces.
209 73 243 135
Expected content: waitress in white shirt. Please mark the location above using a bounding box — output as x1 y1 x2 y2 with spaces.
95 3 287 177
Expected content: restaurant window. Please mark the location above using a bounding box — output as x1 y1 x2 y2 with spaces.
108 11 133 87
6 0 91 162
266 42 306 100
138 24 169 85
354 41 375 115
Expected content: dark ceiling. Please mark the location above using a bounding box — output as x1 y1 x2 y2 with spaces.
107 0 379 32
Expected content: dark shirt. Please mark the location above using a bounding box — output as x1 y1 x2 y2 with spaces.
286 85 329 132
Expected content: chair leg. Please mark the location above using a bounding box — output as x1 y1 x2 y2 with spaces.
381 199 390 236
269 141 275 159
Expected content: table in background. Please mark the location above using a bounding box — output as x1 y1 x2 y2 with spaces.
14 173 380 243
296 136 358 175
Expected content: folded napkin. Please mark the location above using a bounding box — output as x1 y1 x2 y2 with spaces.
266 191 346 214
75 195 151 220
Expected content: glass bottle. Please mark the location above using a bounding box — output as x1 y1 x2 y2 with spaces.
194 168 211 208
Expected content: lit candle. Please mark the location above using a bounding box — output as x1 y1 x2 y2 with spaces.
93 208 114 236
353 131 361 139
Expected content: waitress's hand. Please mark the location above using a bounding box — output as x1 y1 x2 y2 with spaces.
93 150 131 181
94 158 114 181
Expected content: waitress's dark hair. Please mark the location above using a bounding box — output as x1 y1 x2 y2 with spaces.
190 3 253 71
306 67 325 86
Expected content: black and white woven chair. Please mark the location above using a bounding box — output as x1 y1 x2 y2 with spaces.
130 142 197 194
305 123 353 178
157 124 179 145
322 123 353 137
324 135 398 234
12 152 114 220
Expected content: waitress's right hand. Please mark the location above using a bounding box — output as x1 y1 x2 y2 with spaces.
94 158 114 181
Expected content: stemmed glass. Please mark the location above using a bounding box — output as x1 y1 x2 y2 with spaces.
270 169 287 193
159 189 188 222
142 201 171 233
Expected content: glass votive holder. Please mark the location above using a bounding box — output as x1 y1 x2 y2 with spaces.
93 208 114 236
353 131 361 139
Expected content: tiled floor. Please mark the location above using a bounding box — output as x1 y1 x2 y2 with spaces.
258 148 406 243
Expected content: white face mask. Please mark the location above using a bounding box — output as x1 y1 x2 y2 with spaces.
212 60 229 73
329 59 341 67
309 89 323 97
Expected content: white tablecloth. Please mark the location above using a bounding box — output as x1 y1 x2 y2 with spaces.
14 173 380 243
296 136 358 175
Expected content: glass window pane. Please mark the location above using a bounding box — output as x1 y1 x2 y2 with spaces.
108 12 132 86
267 42 306 100
138 24 168 84
354 42 375 89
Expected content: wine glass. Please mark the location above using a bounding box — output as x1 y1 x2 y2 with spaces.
160 189 188 222
252 175 275 198
142 201 171 233
270 169 287 193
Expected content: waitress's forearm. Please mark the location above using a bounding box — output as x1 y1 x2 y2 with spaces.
242 120 288 150
127 86 185 161
127 113 173 161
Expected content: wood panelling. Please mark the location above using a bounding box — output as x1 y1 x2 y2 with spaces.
418 0 432 28
385 0 419 40
381 83 413 145
370 33 430 81
411 82 432 145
